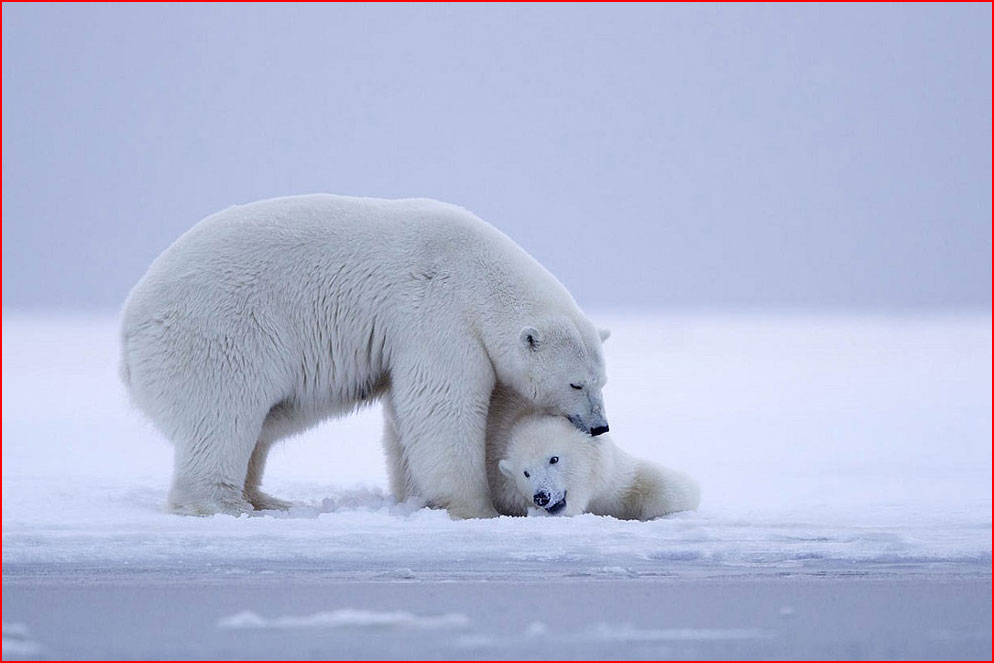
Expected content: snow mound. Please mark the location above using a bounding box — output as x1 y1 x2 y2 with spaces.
217 609 470 630
2 622 43 659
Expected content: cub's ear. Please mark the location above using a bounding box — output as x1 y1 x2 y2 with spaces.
598 328 611 342
519 326 541 350
498 459 514 478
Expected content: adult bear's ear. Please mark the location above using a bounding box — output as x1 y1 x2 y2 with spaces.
598 328 611 342
519 326 541 351
498 459 514 478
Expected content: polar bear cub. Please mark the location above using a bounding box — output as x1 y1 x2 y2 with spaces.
490 414 700 520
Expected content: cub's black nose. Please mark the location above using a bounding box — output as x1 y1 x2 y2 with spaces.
590 424 609 437
533 491 551 507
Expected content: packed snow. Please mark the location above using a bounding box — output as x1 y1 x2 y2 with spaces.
3 312 990 575
2 311 990 659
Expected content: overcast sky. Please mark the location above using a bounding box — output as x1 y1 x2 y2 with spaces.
2 3 990 312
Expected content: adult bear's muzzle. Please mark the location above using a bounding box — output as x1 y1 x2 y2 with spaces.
567 414 609 437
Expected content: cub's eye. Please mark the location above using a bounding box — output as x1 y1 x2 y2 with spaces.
570 383 583 390
549 456 559 465
523 471 530 478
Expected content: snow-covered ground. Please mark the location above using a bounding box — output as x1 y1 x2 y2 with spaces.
3 311 991 659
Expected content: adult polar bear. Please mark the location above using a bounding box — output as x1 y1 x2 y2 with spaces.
121 194 609 518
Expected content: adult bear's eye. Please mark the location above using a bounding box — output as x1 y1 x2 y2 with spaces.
570 383 583 390
523 471 530 478
549 456 559 465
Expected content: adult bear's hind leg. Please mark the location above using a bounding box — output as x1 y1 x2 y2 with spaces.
168 424 258 516
129 319 283 516
381 395 410 502
243 439 292 511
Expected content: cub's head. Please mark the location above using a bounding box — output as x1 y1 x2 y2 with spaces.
497 415 592 517
510 316 610 437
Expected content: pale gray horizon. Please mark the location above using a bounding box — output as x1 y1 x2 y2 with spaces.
2 3 990 312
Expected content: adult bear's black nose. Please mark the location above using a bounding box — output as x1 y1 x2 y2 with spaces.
533 491 550 507
590 424 609 437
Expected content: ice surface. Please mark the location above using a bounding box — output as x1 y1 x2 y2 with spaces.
585 625 775 642
2 311 990 659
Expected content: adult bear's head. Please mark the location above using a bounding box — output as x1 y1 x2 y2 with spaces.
512 316 610 437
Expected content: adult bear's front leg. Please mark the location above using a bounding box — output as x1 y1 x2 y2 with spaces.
389 358 498 519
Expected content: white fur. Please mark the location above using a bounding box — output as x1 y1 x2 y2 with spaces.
121 194 609 518
487 391 700 520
